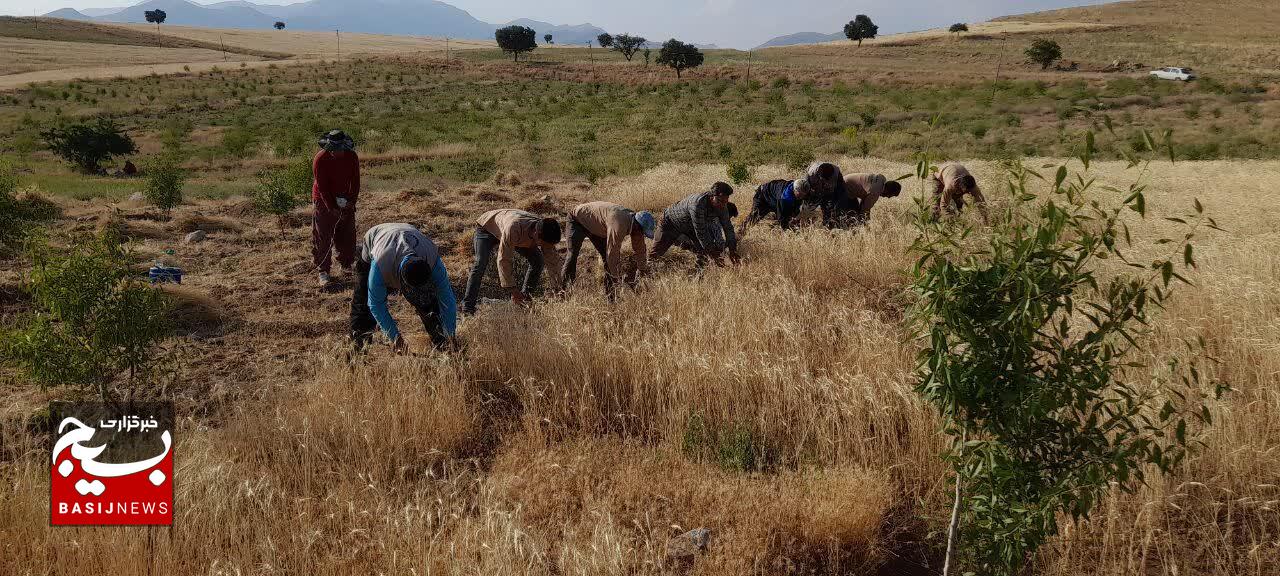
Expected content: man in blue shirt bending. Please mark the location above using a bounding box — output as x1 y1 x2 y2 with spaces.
351 223 457 352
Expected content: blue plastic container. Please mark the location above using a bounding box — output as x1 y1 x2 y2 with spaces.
148 266 184 285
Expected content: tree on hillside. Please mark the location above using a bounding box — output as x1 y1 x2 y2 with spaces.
1025 38 1063 70
495 25 537 62
656 39 704 78
274 21 286 30
597 32 614 48
145 9 167 44
949 23 969 36
41 118 137 174
544 33 553 44
844 14 878 46
643 47 651 67
609 33 647 62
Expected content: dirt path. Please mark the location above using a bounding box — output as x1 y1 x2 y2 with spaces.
0 57 319 91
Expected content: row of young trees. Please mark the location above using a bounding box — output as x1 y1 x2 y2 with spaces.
494 25 706 77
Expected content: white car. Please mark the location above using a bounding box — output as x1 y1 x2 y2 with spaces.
1150 67 1197 81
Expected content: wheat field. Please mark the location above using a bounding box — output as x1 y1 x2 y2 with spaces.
0 157 1276 574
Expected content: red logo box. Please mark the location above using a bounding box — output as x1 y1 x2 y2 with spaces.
50 402 174 526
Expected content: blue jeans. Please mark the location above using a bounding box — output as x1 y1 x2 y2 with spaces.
462 227 543 313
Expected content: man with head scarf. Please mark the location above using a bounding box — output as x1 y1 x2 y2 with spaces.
740 162 847 236
650 182 739 269
312 129 360 286
562 201 657 300
351 223 457 353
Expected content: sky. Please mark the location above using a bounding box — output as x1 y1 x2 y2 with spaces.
0 0 1117 48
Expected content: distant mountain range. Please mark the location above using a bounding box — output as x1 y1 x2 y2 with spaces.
44 0 595 41
755 31 844 49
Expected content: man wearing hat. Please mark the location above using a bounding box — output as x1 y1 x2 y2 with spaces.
562 201 657 300
312 129 360 286
649 182 739 269
351 223 457 352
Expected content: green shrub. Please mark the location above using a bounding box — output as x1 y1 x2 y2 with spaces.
726 161 753 186
145 154 186 218
3 231 175 400
40 117 138 173
255 156 312 231
910 135 1225 575
221 125 259 158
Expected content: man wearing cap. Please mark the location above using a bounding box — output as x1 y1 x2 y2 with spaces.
840 173 903 224
462 209 564 314
351 223 457 353
740 162 847 235
932 163 987 223
312 129 360 286
650 182 739 269
562 201 656 300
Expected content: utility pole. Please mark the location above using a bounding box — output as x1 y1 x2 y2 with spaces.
991 35 1007 101
745 50 752 86
588 41 595 75
446 36 450 61
220 35 228 62
336 29 341 59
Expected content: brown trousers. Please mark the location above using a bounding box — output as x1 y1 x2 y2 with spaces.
312 207 356 274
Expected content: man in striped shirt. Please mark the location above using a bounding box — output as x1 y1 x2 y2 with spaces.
649 182 739 269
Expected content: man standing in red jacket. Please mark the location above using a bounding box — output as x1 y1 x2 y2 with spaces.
312 130 360 286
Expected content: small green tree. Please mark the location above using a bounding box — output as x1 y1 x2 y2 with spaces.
254 156 312 233
910 133 1225 575
41 118 138 173
597 32 614 48
726 161 753 186
949 23 969 36
844 14 878 46
544 33 553 44
1025 38 1063 70
495 25 537 62
145 154 185 219
4 231 174 401
274 21 286 30
656 39 704 78
610 33 647 61
643 47 651 66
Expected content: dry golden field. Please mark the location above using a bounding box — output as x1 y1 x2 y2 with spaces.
109 22 494 59
0 35 266 76
1 157 1277 574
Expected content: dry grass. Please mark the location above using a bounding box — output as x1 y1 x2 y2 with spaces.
0 36 263 76
1 157 1277 574
110 22 492 59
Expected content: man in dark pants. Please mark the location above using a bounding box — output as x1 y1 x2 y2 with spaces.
562 201 656 300
462 208 563 314
351 223 457 352
650 182 739 269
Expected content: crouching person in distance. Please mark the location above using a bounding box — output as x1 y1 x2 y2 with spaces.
650 182 739 269
740 178 803 236
796 161 849 228
562 201 656 300
840 173 903 224
463 209 563 314
351 223 457 353
932 164 988 223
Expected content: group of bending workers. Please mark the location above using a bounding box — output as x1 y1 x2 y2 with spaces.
310 131 987 352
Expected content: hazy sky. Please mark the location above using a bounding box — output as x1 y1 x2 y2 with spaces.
1 0 1116 48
